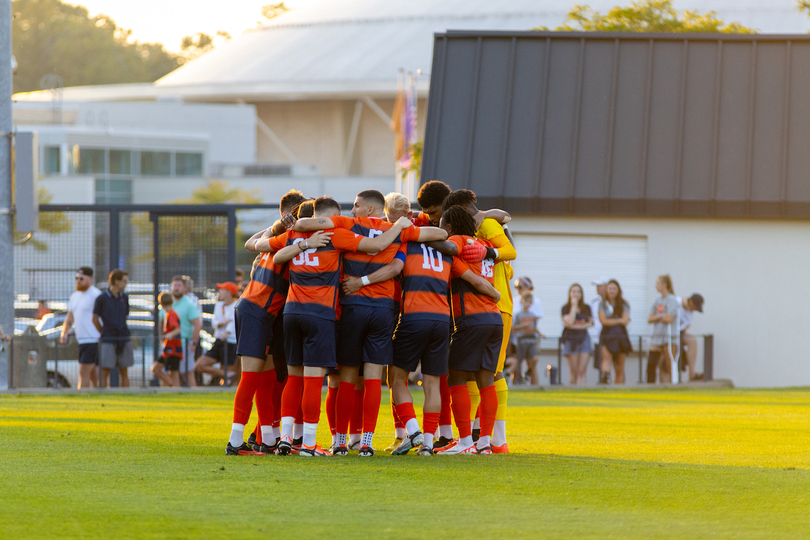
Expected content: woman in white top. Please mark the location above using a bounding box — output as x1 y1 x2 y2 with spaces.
195 282 239 384
646 274 680 384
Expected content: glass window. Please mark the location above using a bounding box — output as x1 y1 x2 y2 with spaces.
95 178 132 204
140 151 171 176
76 148 105 174
109 150 131 175
43 146 60 174
175 152 203 176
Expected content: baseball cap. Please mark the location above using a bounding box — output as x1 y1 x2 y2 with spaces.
77 266 94 277
592 276 610 286
689 293 704 312
217 282 238 296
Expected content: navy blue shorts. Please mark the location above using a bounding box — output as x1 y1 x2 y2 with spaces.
271 312 286 360
393 320 450 376
284 313 336 368
235 308 274 360
337 305 396 367
78 343 98 365
449 324 503 373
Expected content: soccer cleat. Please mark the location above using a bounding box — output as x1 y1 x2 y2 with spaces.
358 445 375 457
348 440 362 452
476 445 493 455
436 441 476 455
332 444 349 456
392 431 424 456
416 445 433 457
433 439 458 454
433 436 455 451
492 443 510 454
277 437 293 456
256 442 277 455
385 437 405 452
472 428 480 443
247 432 257 449
292 437 303 454
299 444 332 457
226 442 258 456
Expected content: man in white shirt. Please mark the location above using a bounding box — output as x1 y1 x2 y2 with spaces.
60 266 102 388
589 276 609 373
195 282 239 383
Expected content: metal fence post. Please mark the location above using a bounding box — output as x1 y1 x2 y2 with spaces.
223 341 228 387
141 339 145 388
7 337 12 389
109 208 120 275
53 340 59 388
703 334 713 381
227 208 237 282
638 335 643 383
556 338 562 386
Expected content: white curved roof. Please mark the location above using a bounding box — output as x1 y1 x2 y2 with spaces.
14 0 810 102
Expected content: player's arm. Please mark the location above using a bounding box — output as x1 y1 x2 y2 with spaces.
474 209 511 230
164 326 181 339
425 240 458 257
355 217 411 253
245 214 295 251
292 216 336 232
343 257 404 295
458 270 500 303
272 230 334 264
414 226 448 242
60 311 75 344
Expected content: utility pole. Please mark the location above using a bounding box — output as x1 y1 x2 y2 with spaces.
0 0 12 389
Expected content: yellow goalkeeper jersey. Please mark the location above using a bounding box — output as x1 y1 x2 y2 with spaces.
475 218 515 315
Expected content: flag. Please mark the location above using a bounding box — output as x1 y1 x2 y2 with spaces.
391 73 406 162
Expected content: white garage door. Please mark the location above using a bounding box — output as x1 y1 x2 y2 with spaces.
511 233 648 339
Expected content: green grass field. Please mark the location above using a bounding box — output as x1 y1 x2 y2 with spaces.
1 388 809 539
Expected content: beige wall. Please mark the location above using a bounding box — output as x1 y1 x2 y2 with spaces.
254 97 427 177
510 215 810 388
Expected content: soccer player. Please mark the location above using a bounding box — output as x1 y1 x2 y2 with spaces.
433 206 503 455
443 189 516 453
225 191 305 456
366 198 501 456
271 196 420 457
291 190 448 456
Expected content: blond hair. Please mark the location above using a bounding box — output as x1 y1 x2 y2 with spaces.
384 192 411 221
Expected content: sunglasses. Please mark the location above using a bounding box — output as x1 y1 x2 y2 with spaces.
75 275 86 280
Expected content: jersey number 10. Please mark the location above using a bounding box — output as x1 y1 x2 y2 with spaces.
420 244 444 272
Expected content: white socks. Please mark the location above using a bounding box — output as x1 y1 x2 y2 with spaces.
260 425 274 445
303 423 318 448
293 423 304 440
280 416 295 442
473 417 481 430
336 432 347 446
459 435 473 448
439 424 453 439
423 432 434 449
405 418 420 436
273 426 280 440
477 435 491 449
229 423 245 447
361 432 374 447
492 420 507 446
349 433 361 445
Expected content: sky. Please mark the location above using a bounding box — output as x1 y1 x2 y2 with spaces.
70 0 319 53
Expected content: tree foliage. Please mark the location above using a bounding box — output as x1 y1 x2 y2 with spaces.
172 181 262 205
549 0 756 33
12 0 181 93
261 3 289 20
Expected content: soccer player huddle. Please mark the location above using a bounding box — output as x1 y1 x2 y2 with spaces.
226 180 515 457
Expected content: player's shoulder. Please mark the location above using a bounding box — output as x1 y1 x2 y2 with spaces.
477 218 504 238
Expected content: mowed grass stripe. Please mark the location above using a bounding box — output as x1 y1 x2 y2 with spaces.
1 389 809 539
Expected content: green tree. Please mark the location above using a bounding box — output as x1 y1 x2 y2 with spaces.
14 187 72 251
548 0 756 33
173 181 261 205
12 0 181 93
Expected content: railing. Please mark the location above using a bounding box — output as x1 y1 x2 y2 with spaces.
518 333 714 386
7 334 238 390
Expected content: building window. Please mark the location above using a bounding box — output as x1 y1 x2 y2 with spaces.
140 151 171 176
109 149 131 175
95 178 132 204
43 146 60 174
76 148 105 174
175 152 203 176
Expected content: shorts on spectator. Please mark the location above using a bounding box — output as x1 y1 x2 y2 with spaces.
78 343 98 365
516 338 539 361
163 355 181 371
99 341 134 369
562 334 593 355
205 339 238 366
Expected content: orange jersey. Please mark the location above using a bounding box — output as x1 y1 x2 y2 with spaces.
412 212 431 227
268 228 362 321
237 245 289 321
448 235 501 328
330 215 420 311
400 241 468 324
162 309 183 359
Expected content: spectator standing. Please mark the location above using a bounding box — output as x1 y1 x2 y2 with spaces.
195 282 239 384
152 292 180 386
92 269 133 388
677 293 705 381
512 293 542 385
514 277 543 321
598 279 632 384
36 300 52 320
589 277 609 373
161 275 202 387
647 275 681 384
561 283 593 385
60 266 102 389
235 268 246 296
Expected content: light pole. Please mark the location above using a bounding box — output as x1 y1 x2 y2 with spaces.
0 0 12 388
